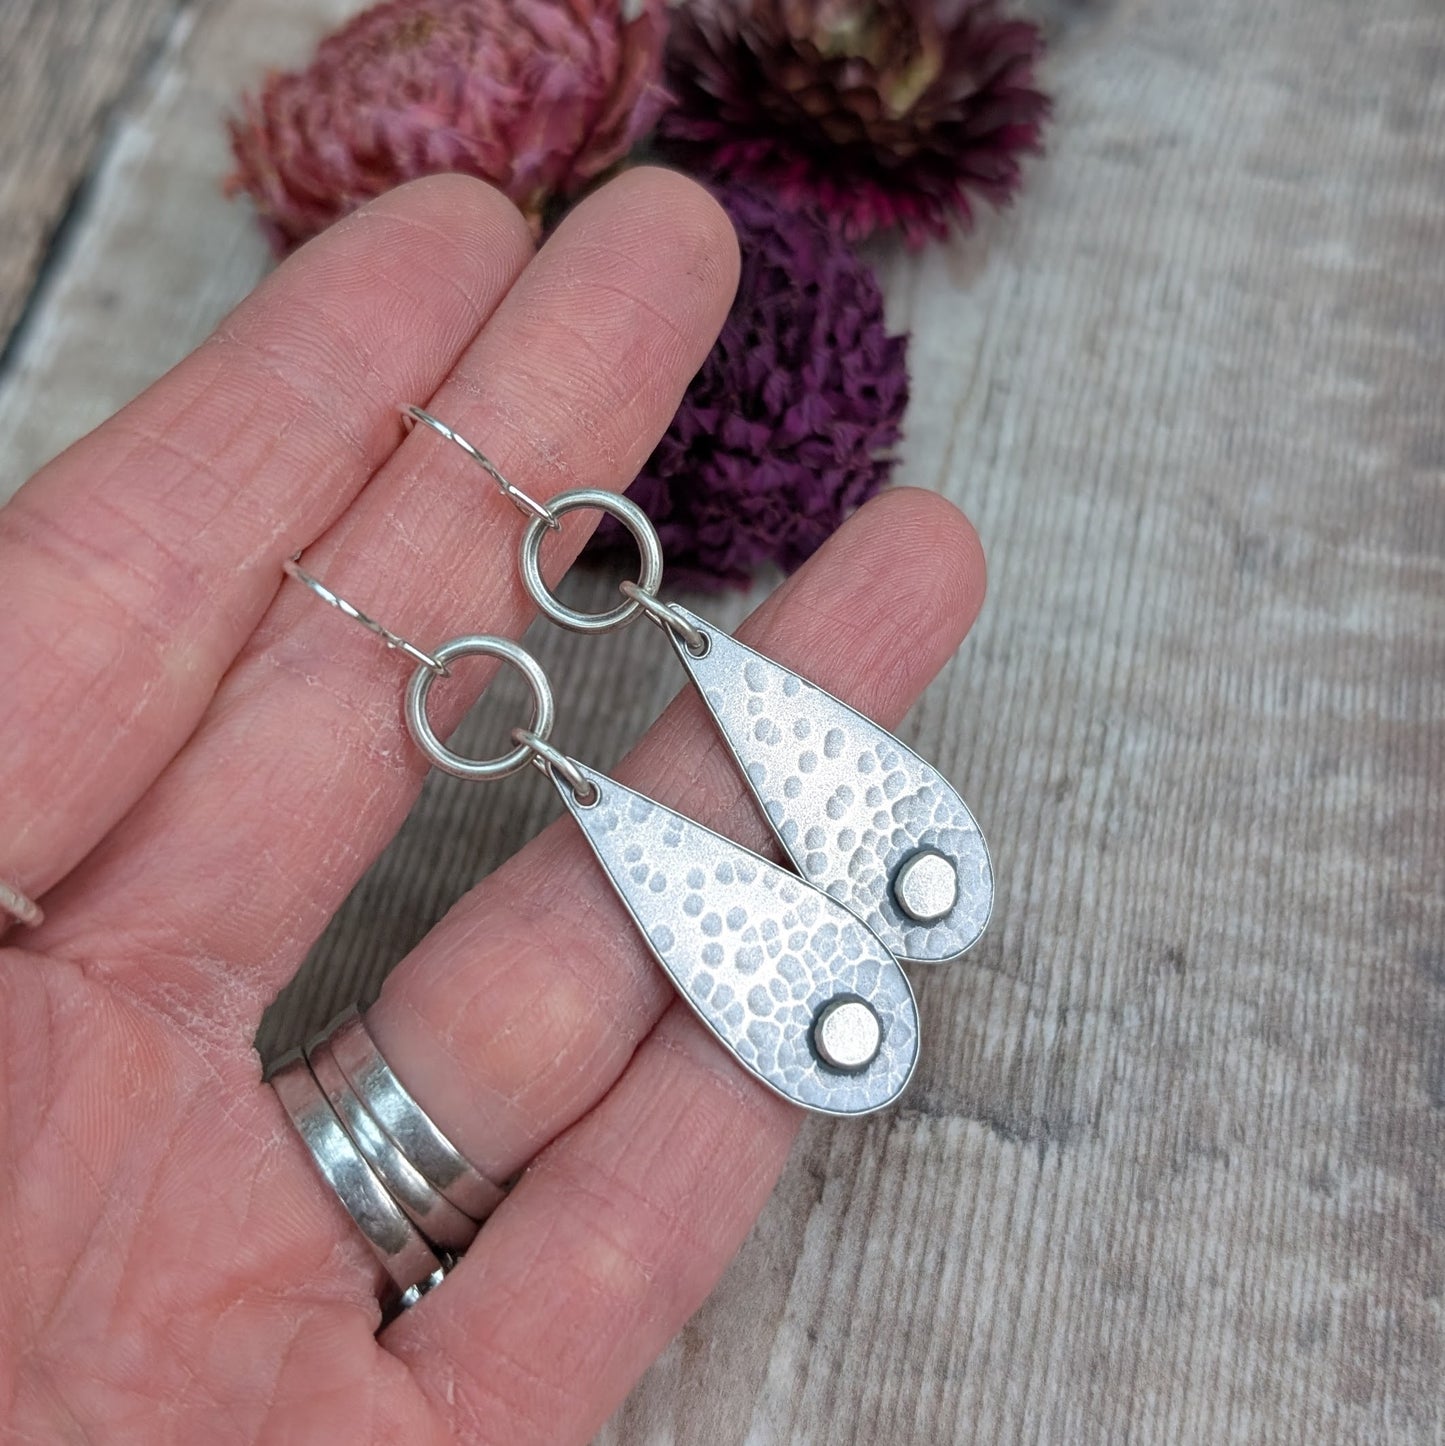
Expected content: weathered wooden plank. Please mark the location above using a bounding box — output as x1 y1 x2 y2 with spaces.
0 0 1440 1441
0 0 181 355
0 0 361 488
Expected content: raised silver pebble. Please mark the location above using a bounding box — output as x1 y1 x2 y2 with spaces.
891 849 959 924
812 997 884 1073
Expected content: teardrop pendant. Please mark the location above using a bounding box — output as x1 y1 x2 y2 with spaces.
553 761 919 1116
667 607 993 966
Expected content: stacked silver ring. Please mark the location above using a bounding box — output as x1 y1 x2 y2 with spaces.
270 1006 506 1314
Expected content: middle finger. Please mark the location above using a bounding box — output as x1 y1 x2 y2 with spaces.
38 168 740 1016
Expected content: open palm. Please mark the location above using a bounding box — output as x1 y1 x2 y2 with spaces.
0 169 984 1444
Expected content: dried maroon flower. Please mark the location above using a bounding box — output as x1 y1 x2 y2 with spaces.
589 183 909 588
659 0 1050 246
226 0 671 252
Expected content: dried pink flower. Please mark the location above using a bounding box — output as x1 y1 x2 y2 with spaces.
227 0 671 252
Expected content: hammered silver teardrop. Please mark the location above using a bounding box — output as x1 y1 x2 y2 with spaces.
554 762 919 1116
668 607 993 966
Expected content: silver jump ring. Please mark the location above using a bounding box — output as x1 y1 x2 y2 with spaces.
284 557 448 677
618 582 709 656
401 406 559 531
518 489 664 635
511 728 597 804
405 635 554 782
0 879 44 930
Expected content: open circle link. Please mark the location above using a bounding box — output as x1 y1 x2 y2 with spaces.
405 636 554 782
284 556 448 676
518 489 663 635
401 406 559 531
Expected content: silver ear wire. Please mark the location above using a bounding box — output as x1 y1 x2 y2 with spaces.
283 555 449 676
401 405 559 531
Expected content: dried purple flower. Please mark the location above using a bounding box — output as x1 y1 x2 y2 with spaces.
658 0 1050 246
226 0 671 253
590 183 909 588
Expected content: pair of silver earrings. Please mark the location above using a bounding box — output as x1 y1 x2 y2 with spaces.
287 407 993 1117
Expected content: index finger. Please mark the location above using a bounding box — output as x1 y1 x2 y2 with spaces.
0 176 533 915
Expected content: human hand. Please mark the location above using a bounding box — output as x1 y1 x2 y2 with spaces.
0 168 985 1444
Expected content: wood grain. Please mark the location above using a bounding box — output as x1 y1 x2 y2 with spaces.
0 0 1441 1441
0 0 181 354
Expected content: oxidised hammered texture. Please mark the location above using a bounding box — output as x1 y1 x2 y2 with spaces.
558 763 919 1115
670 608 993 966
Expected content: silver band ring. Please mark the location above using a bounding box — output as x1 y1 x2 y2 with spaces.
518 489 664 635
283 557 448 676
390 1258 452 1321
0 880 43 930
618 582 709 656
270 1049 443 1291
327 1009 507 1221
512 728 596 804
404 636 555 782
308 1038 480 1253
402 406 559 531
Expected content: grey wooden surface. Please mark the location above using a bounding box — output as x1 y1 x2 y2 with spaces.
1 1 1441 1442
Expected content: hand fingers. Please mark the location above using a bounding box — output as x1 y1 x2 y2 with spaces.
248 491 976 1391
364 488 984 1180
37 169 742 1019
387 1002 798 1446
0 175 533 908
